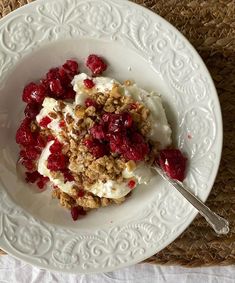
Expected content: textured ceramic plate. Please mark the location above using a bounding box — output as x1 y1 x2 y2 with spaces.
0 0 222 274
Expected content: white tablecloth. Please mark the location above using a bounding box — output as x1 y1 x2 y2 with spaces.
0 255 235 283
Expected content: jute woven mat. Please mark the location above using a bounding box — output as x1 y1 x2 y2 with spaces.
0 0 235 266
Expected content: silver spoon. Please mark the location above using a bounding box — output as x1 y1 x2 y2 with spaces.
153 164 229 235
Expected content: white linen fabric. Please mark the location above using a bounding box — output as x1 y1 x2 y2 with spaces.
0 255 235 283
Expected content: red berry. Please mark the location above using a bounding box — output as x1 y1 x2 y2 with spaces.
84 138 107 158
59 120 66 128
84 79 95 89
46 68 60 80
58 67 71 86
21 159 35 171
86 54 107 76
71 206 79 221
128 179 136 189
16 118 34 146
123 112 133 128
91 144 107 158
36 176 49 189
83 138 95 149
77 189 85 198
22 82 46 104
49 140 63 154
63 170 75 182
85 98 98 109
62 87 76 100
24 103 40 119
39 116 52 128
49 78 64 96
20 147 39 160
102 112 112 123
71 206 86 221
47 153 67 171
63 60 79 76
158 149 187 182
25 171 41 183
90 124 106 140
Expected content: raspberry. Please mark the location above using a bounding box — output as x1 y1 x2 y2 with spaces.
58 67 71 85
77 189 85 198
49 140 63 154
102 113 112 123
86 54 107 76
90 124 106 140
49 78 64 96
47 153 67 171
84 138 107 158
24 103 40 120
59 120 66 128
91 143 107 158
16 118 34 146
25 171 41 183
128 179 136 189
39 116 52 128
71 206 86 221
62 60 79 76
21 159 35 171
83 79 95 89
36 176 49 189
121 133 149 161
63 170 75 182
158 149 187 181
20 147 39 160
46 68 60 80
85 98 98 109
62 87 76 100
22 82 46 104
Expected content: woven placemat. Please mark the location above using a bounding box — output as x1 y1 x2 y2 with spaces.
0 0 235 266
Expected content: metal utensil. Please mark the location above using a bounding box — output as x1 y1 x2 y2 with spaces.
153 164 229 235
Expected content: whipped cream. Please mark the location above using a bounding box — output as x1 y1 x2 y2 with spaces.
36 73 171 199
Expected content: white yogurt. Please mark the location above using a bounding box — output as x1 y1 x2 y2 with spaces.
37 73 172 199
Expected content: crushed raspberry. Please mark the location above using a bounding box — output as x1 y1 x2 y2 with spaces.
62 60 79 76
77 189 85 198
83 138 107 158
49 78 64 96
83 79 95 89
25 171 41 183
85 98 98 109
16 118 34 146
63 170 75 182
46 68 60 80
49 140 63 154
24 103 40 119
128 179 136 189
71 206 86 221
86 54 107 76
62 87 76 100
22 82 46 104
39 116 52 128
158 149 187 182
21 159 35 171
58 67 71 85
36 176 49 189
20 147 39 160
59 120 66 128
90 124 106 140
47 153 67 171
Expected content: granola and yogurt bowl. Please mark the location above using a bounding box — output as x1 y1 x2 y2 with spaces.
16 54 186 221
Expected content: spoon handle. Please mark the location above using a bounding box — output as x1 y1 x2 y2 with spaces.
153 165 229 235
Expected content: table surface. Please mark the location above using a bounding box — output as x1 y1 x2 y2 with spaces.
0 255 235 283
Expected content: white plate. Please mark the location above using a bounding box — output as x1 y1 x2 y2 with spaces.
0 0 222 274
